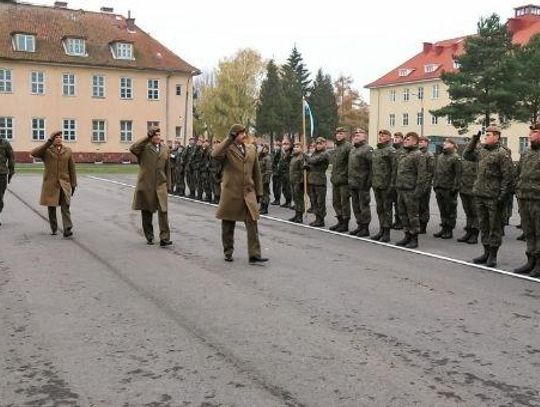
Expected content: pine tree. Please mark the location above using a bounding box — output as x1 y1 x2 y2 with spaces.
285 45 311 96
309 69 338 139
513 34 540 125
280 64 303 139
256 59 284 147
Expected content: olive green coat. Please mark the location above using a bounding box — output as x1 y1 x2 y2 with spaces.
305 150 330 185
330 139 351 186
212 138 262 221
516 145 540 200
130 137 171 212
31 140 77 207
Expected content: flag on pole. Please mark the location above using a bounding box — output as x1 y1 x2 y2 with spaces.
303 99 314 140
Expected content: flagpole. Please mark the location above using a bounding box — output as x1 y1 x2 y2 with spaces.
302 97 308 219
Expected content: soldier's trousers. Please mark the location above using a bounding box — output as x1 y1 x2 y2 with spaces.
282 176 292 203
292 182 305 213
213 180 221 202
175 168 185 194
47 189 72 234
261 182 271 207
0 173 6 213
504 194 514 225
460 193 478 230
332 184 351 219
195 171 203 198
202 173 212 200
419 188 431 226
397 189 420 235
186 169 196 196
518 199 540 256
309 184 327 220
221 218 261 258
374 188 393 229
170 166 177 191
435 188 458 229
350 188 371 226
272 175 282 202
141 208 170 242
475 197 504 247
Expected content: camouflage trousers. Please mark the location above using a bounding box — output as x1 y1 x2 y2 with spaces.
186 168 196 196
332 184 351 219
390 188 400 224
203 172 212 200
518 199 540 256
475 196 505 248
460 193 478 230
221 219 261 258
174 168 185 194
374 188 393 229
261 182 271 207
0 173 6 213
309 184 327 220
272 175 282 202
397 189 420 235
350 188 371 226
435 188 458 229
292 182 305 213
281 175 292 203
212 178 221 202
419 188 431 225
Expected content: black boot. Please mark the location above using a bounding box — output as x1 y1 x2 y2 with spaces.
329 217 342 231
419 222 427 234
457 228 471 242
392 219 403 230
310 217 325 227
349 225 362 236
370 229 384 241
433 228 444 238
259 204 268 215
356 224 370 237
485 246 499 268
288 212 303 223
530 256 540 278
440 228 453 239
380 227 391 243
514 252 535 274
395 232 411 247
404 233 418 249
280 201 291 208
466 228 479 244
336 218 349 233
473 245 490 264
271 200 280 206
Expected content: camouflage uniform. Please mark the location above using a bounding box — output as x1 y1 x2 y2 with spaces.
277 149 293 207
305 149 330 227
348 140 373 236
371 141 396 241
289 151 305 222
201 146 213 202
258 150 272 214
433 148 461 237
192 145 204 199
330 138 352 231
458 155 479 243
174 146 186 195
183 144 197 197
419 146 434 233
0 138 15 220
210 152 222 204
391 144 406 228
271 148 282 204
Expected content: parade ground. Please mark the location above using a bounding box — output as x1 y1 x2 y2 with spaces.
1 173 539 406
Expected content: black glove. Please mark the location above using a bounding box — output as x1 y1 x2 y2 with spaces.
7 172 13 184
71 186 76 196
256 195 261 204
472 131 482 142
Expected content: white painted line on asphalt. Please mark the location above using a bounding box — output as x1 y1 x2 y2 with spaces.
88 175 540 284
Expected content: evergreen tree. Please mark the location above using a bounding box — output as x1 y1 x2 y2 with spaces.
256 59 284 147
309 69 338 139
285 45 311 95
513 34 540 125
280 64 304 139
431 14 518 133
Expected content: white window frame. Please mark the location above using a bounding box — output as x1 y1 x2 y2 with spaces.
31 71 45 95
120 120 133 143
13 33 36 52
32 118 46 141
0 117 14 140
398 68 413 77
92 75 105 98
113 42 134 60
389 114 396 128
62 73 76 96
403 88 410 102
147 121 160 131
147 79 159 100
120 77 133 99
389 89 396 102
432 84 439 99
65 38 87 57
402 113 409 126
92 120 107 143
417 87 424 100
431 114 438 125
62 119 77 141
176 84 182 96
0 68 13 93
175 126 183 139
519 137 528 154
424 64 439 73
447 116 452 125
417 111 424 126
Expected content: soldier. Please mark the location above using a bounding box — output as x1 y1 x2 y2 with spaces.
173 141 185 196
193 137 205 200
289 141 305 223
513 123 540 277
370 129 396 242
258 143 272 215
433 139 461 239
278 138 293 209
458 140 479 244
271 141 282 205
464 126 513 267
0 136 15 226
201 138 214 202
212 124 267 264
391 132 405 229
330 127 352 232
418 136 434 234
210 139 223 204
394 132 427 249
183 136 197 198
348 128 372 236
306 141 316 213
167 140 177 192
130 127 172 246
31 131 77 237
305 137 330 227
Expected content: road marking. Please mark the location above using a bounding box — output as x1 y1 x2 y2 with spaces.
88 176 540 284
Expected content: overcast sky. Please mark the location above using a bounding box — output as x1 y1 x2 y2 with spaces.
30 0 523 100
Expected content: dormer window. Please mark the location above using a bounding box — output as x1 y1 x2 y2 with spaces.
65 38 87 57
398 68 413 77
453 60 461 70
13 33 36 52
111 42 134 60
424 64 440 73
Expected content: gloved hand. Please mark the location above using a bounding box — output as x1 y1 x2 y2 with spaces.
256 195 261 204
7 172 13 184
472 131 482 142
71 186 76 196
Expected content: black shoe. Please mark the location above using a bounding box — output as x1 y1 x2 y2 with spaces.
260 208 268 215
63 230 73 238
249 255 268 264
473 245 490 264
379 228 391 243
485 246 498 268
307 207 314 213
51 230 58 236
329 217 342 231
457 229 471 242
516 232 525 241
159 240 173 247
146 239 154 245
309 219 325 227
271 200 280 206
280 201 291 208
514 253 535 274
466 229 479 244
224 254 233 262
392 221 403 230
349 226 362 236
440 229 453 239
530 257 540 278
395 233 411 247
356 225 369 237
433 229 444 238
419 222 427 234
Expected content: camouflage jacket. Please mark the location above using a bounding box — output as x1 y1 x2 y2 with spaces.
0 138 15 175
305 150 330 186
395 146 428 194
289 152 305 185
259 153 272 184
516 144 540 201
433 149 461 190
459 156 478 195
277 149 292 179
371 142 395 190
330 139 351 186
272 149 282 174
420 147 435 187
348 141 373 190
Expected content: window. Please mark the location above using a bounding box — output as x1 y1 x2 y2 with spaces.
519 137 528 153
389 114 396 128
62 73 75 96
92 120 106 142
432 84 439 99
398 68 413 77
147 79 159 100
403 88 410 102
175 126 182 139
424 64 439 73
147 121 160 130
176 84 182 96
31 71 45 94
0 69 12 93
65 38 86 56
92 75 105 98
417 111 424 126
402 113 409 126
120 120 133 142
417 87 424 100
389 89 396 102
120 77 133 99
112 42 134 60
500 137 508 147
32 118 46 141
0 117 13 140
447 116 452 125
62 119 76 141
14 33 36 52
453 60 460 70
431 114 438 125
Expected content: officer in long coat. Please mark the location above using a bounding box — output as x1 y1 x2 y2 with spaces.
212 124 267 264
31 131 77 237
0 137 14 226
130 127 172 246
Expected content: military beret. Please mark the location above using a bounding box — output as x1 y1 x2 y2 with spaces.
229 124 246 136
378 129 391 136
393 132 404 138
485 125 501 134
530 123 540 131
315 137 326 143
335 127 346 133
293 141 302 147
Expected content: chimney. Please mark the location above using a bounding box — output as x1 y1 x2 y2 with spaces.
54 1 68 8
100 6 113 13
126 10 136 31
423 42 433 53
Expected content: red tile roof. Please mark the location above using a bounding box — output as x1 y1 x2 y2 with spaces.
366 11 540 89
0 1 199 74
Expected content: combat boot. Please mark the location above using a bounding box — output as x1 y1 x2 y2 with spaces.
288 212 303 223
329 217 342 231
370 229 384 241
271 199 280 206
419 222 427 234
514 252 535 274
336 218 349 233
440 228 453 239
280 200 291 208
457 228 471 242
355 224 369 237
433 228 445 238
259 204 268 215
466 228 479 244
485 246 499 268
473 245 489 264
395 232 411 247
349 225 362 236
404 234 418 249
392 219 403 230
379 228 391 243
530 256 540 278
309 217 325 228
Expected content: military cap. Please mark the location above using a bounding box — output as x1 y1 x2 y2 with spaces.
315 137 326 143
353 127 367 133
418 136 429 142
485 125 501 134
405 131 419 141
293 140 302 146
378 129 391 136
335 127 346 133
529 123 540 131
444 138 457 147
229 124 246 137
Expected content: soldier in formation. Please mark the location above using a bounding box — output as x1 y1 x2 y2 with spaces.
173 141 185 196
183 136 197 198
271 141 282 205
418 136 434 234
391 132 405 230
258 143 272 215
277 138 293 209
329 127 352 232
0 136 14 226
289 141 306 223
210 139 223 204
305 137 330 227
